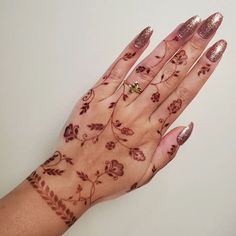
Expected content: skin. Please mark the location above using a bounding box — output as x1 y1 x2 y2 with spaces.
0 13 226 236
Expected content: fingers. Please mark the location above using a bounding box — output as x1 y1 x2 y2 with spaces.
133 12 223 116
133 123 194 188
115 15 201 105
150 40 227 135
93 27 153 99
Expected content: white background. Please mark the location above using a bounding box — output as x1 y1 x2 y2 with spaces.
0 0 235 235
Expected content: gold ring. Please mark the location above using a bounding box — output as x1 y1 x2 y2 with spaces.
128 81 143 94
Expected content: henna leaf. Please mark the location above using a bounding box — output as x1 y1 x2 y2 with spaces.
123 94 128 101
109 102 116 108
64 157 73 165
87 123 104 131
80 103 89 115
77 171 89 181
120 127 134 135
43 168 64 176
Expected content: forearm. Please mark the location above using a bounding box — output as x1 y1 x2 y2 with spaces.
0 167 87 236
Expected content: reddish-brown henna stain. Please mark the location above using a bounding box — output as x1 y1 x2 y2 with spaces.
198 63 211 77
167 144 177 157
79 51 136 115
27 171 77 227
62 160 124 205
157 98 182 136
64 86 147 161
149 50 187 104
41 151 73 176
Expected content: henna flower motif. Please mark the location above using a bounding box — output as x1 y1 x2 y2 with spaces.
105 141 116 150
167 99 182 114
105 160 124 180
136 66 150 74
151 91 160 103
171 50 188 65
129 148 146 161
120 127 134 135
64 124 79 142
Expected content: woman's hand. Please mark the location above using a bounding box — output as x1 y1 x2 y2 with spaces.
1 12 226 235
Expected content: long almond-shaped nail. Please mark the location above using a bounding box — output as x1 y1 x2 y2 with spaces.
197 12 223 39
134 26 153 49
177 15 201 40
177 122 194 145
206 39 227 62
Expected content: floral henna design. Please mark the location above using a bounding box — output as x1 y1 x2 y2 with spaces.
65 88 147 161
27 171 77 227
157 99 183 136
64 123 79 142
62 160 124 206
41 151 73 176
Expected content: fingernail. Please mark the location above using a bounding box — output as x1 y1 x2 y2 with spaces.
177 15 201 40
177 122 194 145
134 26 153 49
206 39 227 62
197 12 223 39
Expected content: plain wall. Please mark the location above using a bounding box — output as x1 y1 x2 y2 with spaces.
0 0 235 235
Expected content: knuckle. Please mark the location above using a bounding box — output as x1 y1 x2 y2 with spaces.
162 78 174 91
109 66 123 81
189 35 203 50
175 86 191 102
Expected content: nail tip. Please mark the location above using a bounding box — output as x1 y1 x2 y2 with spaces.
177 15 201 40
177 122 194 145
206 39 227 62
197 12 223 39
134 26 153 49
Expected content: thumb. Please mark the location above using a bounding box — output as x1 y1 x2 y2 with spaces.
136 122 194 188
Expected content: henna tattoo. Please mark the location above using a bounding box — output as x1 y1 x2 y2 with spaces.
157 99 183 136
167 144 177 157
65 90 147 161
87 123 104 131
62 160 124 206
198 63 211 77
78 51 136 115
41 151 73 176
149 50 187 104
27 171 77 227
64 124 79 142
129 148 146 161
105 141 116 150
128 182 139 192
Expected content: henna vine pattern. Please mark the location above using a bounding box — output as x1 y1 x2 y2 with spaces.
79 52 136 115
149 50 187 104
41 151 73 176
157 98 183 136
27 171 77 227
62 160 124 206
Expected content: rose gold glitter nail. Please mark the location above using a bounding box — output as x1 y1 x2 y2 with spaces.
134 26 153 49
197 12 223 39
177 122 194 145
177 15 201 40
206 39 227 62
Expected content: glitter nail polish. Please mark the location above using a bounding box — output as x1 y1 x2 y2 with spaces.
206 40 227 62
134 26 153 49
197 12 223 39
177 15 201 40
177 122 194 145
